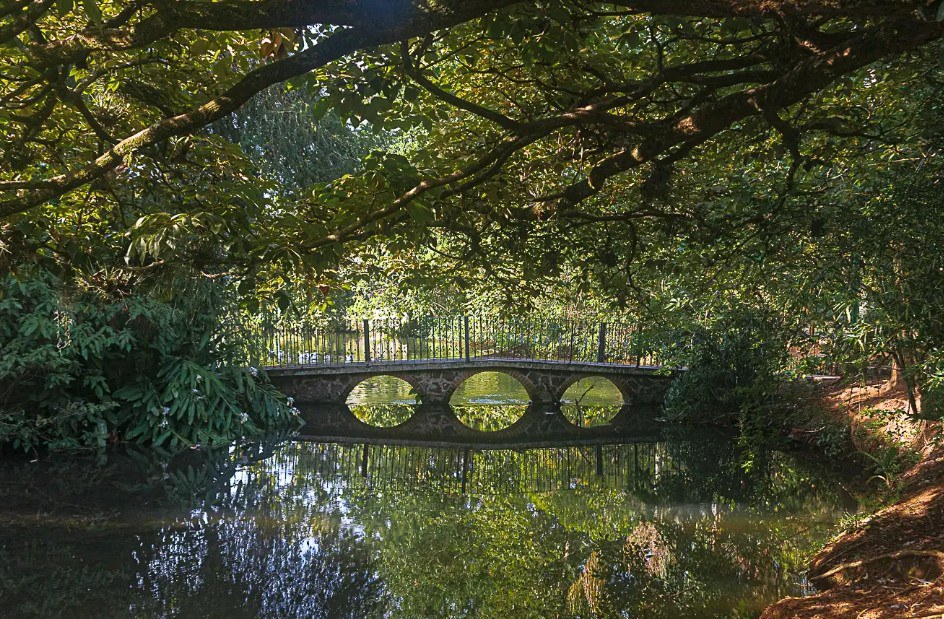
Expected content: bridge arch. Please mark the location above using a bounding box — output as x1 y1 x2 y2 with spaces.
343 374 423 406
558 376 625 428
446 370 532 432
444 369 536 405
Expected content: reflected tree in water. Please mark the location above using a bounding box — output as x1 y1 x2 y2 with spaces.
452 404 528 432
561 377 624 428
349 403 415 427
131 516 389 618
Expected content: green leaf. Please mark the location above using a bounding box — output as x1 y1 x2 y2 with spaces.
82 0 102 24
407 203 434 225
309 98 332 121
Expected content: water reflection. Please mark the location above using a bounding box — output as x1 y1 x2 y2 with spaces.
131 517 389 618
561 376 624 406
450 371 530 405
449 372 529 431
560 404 620 427
561 377 623 427
0 434 856 618
349 403 414 427
347 375 418 405
345 372 535 432
451 404 527 431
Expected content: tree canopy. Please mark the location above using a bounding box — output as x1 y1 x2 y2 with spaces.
3 1 943 245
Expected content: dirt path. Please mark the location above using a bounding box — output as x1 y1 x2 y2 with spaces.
763 382 944 618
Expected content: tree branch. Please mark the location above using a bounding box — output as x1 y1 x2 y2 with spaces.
552 19 943 210
400 39 521 131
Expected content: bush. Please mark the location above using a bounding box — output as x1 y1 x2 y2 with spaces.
663 310 792 439
918 352 944 420
0 272 295 452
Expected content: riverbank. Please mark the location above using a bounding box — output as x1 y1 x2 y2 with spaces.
763 381 943 618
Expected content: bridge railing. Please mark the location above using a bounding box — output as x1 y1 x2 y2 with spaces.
222 314 663 369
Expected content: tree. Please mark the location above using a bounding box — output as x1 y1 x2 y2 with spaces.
211 84 383 194
3 1 943 244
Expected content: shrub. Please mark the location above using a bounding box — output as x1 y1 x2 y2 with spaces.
0 272 294 452
662 309 792 439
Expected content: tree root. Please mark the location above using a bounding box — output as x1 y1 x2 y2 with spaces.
812 549 944 583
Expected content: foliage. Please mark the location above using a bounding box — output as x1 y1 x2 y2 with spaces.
663 309 792 437
805 411 853 460
0 272 295 452
861 445 906 489
211 84 384 195
3 1 942 287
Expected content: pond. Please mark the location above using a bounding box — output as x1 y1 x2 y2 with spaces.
0 376 859 618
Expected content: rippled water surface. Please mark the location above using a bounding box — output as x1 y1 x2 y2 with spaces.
0 376 858 618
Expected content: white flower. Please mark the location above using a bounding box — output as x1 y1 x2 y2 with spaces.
162 406 170 416
286 397 294 407
290 407 301 416
238 411 249 424
248 366 258 377
195 375 203 384
191 388 200 394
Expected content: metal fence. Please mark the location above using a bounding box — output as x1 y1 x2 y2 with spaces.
247 440 680 496
223 314 662 369
219 312 898 379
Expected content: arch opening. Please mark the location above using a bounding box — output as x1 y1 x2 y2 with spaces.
346 375 418 428
449 371 531 406
561 376 624 428
449 371 530 432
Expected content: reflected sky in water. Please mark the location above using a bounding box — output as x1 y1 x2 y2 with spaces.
0 432 856 618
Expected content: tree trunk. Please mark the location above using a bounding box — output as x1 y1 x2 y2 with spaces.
886 349 922 416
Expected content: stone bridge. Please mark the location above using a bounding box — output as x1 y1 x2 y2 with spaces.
266 358 676 406
266 359 677 444
284 401 667 445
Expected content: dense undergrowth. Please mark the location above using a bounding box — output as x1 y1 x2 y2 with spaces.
660 308 938 496
663 311 803 438
0 272 295 452
657 309 910 479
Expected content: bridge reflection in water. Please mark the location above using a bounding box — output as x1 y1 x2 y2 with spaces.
0 430 858 618
262 441 704 494
290 372 668 444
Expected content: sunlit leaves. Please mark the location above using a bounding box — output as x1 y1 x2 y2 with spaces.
260 28 299 60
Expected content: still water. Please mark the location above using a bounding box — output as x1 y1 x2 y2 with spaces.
348 372 629 429
0 376 856 618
